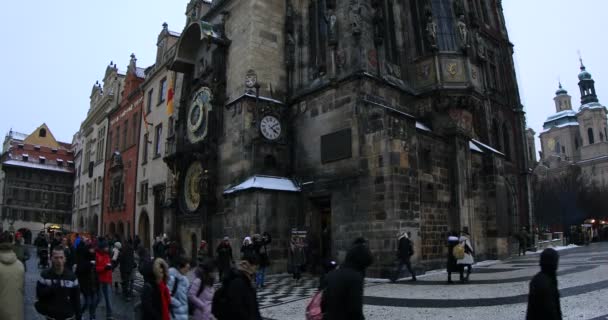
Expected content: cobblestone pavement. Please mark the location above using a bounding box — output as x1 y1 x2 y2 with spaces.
261 242 608 320
24 247 136 320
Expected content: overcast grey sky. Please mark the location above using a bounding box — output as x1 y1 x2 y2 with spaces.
0 0 606 152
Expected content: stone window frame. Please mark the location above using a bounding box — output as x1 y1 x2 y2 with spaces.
158 77 168 106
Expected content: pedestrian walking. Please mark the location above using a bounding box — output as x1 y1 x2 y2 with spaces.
254 232 272 288
153 236 166 260
241 236 256 262
321 238 374 320
288 237 306 284
112 241 122 291
188 262 215 320
95 241 114 319
0 231 25 320
167 256 191 320
119 240 136 301
13 231 30 272
140 258 171 320
456 233 475 282
216 236 234 280
76 242 99 320
446 232 460 284
212 257 262 320
518 227 529 256
526 248 562 320
35 245 81 320
390 231 416 282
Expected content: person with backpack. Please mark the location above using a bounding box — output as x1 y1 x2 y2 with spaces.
140 257 171 320
446 232 460 284
212 256 262 320
188 262 215 320
390 231 416 282
320 238 374 320
167 256 191 320
456 232 475 282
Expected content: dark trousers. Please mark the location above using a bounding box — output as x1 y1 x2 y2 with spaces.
459 264 472 281
392 259 416 281
121 271 134 297
519 243 527 256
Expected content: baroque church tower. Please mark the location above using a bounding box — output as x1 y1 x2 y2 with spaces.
168 0 532 274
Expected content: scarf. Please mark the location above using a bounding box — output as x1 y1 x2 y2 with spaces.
159 280 171 320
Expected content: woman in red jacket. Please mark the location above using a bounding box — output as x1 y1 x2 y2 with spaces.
96 241 114 319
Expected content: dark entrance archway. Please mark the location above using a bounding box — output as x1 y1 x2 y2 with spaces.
117 222 125 241
138 211 151 250
109 222 116 237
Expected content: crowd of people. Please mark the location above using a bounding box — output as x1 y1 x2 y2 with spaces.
0 226 567 320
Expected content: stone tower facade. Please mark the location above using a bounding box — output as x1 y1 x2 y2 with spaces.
168 0 532 275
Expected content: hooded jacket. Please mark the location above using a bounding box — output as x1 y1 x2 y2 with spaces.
527 248 562 320
75 244 98 295
140 258 171 320
321 242 374 320
0 244 25 320
397 233 413 261
167 267 190 320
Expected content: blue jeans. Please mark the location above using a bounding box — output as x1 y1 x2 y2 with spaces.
256 267 266 287
81 292 98 319
99 283 113 317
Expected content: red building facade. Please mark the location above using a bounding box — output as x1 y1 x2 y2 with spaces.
102 54 144 239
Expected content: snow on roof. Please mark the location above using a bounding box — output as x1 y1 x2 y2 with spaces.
415 122 432 132
540 122 579 133
580 102 606 110
168 30 181 37
471 139 504 156
577 155 608 165
135 67 146 79
2 160 73 173
225 93 285 106
469 141 483 153
224 175 301 194
545 110 578 123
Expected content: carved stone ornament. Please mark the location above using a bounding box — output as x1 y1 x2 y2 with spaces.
475 32 486 60
349 0 363 36
326 9 338 46
456 15 469 50
245 69 258 89
426 15 438 49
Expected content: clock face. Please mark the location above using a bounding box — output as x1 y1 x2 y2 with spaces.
187 87 213 144
260 115 282 140
183 161 203 212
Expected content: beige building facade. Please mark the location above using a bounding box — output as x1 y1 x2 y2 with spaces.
72 63 125 235
135 24 183 250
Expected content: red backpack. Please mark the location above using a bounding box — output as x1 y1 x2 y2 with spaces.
306 290 324 320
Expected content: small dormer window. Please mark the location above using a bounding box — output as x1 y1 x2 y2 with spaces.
34 145 41 151
39 128 47 137
17 144 24 149
57 159 64 167
39 156 46 164
22 154 29 161
67 160 75 168
51 148 58 153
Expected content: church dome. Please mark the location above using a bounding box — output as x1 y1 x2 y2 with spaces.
579 69 592 81
555 83 568 96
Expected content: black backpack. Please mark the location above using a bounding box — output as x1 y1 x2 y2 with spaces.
212 268 239 319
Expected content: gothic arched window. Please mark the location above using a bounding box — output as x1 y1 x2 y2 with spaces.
588 128 595 144
431 0 458 51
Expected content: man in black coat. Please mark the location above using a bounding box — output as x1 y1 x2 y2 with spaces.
390 231 416 282
214 258 262 320
526 248 562 320
36 246 81 320
119 240 136 300
321 238 374 320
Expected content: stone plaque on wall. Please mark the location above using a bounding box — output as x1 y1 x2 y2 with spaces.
442 59 466 82
413 59 436 88
470 64 483 90
321 129 352 163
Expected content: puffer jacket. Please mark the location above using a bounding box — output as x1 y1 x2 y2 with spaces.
167 267 190 320
0 244 25 320
188 278 214 320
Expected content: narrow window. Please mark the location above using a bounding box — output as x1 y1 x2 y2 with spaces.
158 78 167 104
142 133 149 164
588 128 595 144
154 124 163 157
147 89 154 113
308 0 327 76
39 128 47 137
123 120 128 150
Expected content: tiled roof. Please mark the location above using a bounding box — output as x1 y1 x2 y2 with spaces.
2 141 74 169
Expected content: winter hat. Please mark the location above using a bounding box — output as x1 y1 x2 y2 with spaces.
223 236 230 241
540 248 559 275
243 236 252 245
114 242 122 250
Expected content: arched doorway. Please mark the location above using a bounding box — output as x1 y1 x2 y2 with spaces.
138 211 151 250
109 222 116 237
117 222 125 241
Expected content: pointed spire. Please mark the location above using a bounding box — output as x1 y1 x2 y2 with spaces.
162 22 168 30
